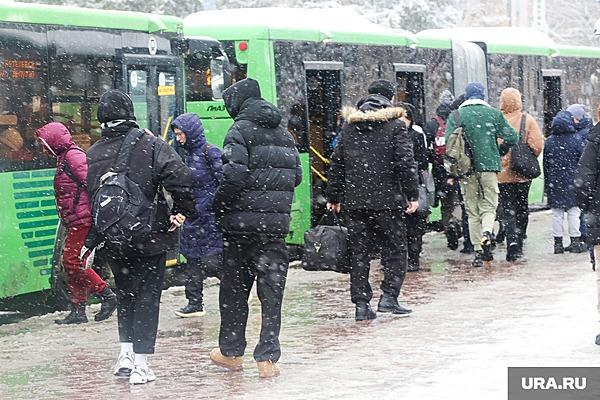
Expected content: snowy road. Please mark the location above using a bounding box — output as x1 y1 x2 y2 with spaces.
0 210 597 399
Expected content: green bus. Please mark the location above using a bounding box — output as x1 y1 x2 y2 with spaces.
184 7 421 251
184 10 600 239
0 2 227 310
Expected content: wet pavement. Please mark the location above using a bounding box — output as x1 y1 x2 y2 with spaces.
0 210 598 399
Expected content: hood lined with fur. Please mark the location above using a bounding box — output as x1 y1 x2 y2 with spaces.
342 105 406 124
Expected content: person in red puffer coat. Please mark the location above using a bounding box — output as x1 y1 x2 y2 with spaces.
36 122 117 325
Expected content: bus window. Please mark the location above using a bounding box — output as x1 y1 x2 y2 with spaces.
49 56 113 150
128 69 149 130
185 39 230 101
222 41 247 84
0 43 51 171
395 64 426 125
210 57 226 99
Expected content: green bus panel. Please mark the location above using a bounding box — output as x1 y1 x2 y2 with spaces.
0 169 58 298
288 154 311 245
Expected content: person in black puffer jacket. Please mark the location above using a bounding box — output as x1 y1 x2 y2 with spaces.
209 78 302 379
86 89 194 385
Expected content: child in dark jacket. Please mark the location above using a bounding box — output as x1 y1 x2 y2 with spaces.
171 113 223 317
544 110 586 254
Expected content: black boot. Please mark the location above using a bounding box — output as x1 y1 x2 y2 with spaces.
355 302 377 321
568 237 586 253
506 242 519 262
480 231 494 262
377 293 412 315
472 251 483 267
55 302 88 325
554 237 564 254
446 222 459 251
460 241 475 254
407 260 420 272
94 287 118 322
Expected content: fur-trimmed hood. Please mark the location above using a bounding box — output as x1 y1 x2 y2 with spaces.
342 105 406 124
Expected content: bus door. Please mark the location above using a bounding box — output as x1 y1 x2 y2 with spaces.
121 54 184 142
452 41 488 98
541 69 562 137
303 62 343 226
394 63 426 124
121 54 184 265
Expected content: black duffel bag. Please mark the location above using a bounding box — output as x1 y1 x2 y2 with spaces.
302 211 350 274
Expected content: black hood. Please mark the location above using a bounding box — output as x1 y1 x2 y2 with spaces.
356 94 392 112
97 89 136 124
436 102 454 120
223 78 261 119
236 98 282 128
587 122 600 144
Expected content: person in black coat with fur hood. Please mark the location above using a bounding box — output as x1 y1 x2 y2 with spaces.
326 79 419 322
86 89 195 385
209 78 302 379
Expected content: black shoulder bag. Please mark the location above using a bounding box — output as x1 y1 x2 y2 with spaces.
510 112 541 179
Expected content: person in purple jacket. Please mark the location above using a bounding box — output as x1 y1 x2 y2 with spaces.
36 122 117 324
171 113 223 317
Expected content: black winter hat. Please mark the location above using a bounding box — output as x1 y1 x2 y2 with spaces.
368 79 395 101
97 89 136 124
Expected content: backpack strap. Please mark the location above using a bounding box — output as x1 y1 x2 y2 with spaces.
452 109 462 128
203 142 218 182
61 147 86 205
111 128 145 174
519 111 527 139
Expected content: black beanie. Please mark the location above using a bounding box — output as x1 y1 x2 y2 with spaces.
368 79 395 101
97 89 136 123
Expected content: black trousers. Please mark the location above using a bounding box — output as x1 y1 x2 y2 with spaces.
346 209 408 304
499 181 531 249
184 253 223 305
406 212 427 265
108 252 166 354
219 235 288 363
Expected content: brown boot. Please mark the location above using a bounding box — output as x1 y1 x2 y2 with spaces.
209 348 243 371
257 360 280 378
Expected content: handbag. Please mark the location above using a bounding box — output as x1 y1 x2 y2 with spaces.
302 210 350 274
510 112 541 179
417 169 435 214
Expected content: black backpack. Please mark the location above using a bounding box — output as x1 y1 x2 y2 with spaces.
91 128 157 252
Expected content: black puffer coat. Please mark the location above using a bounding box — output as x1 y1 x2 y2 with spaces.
86 91 194 256
326 94 419 210
575 123 600 245
213 78 302 238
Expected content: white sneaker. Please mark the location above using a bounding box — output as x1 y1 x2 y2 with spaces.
113 352 134 377
129 365 156 385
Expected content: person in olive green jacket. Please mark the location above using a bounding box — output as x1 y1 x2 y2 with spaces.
445 82 518 266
